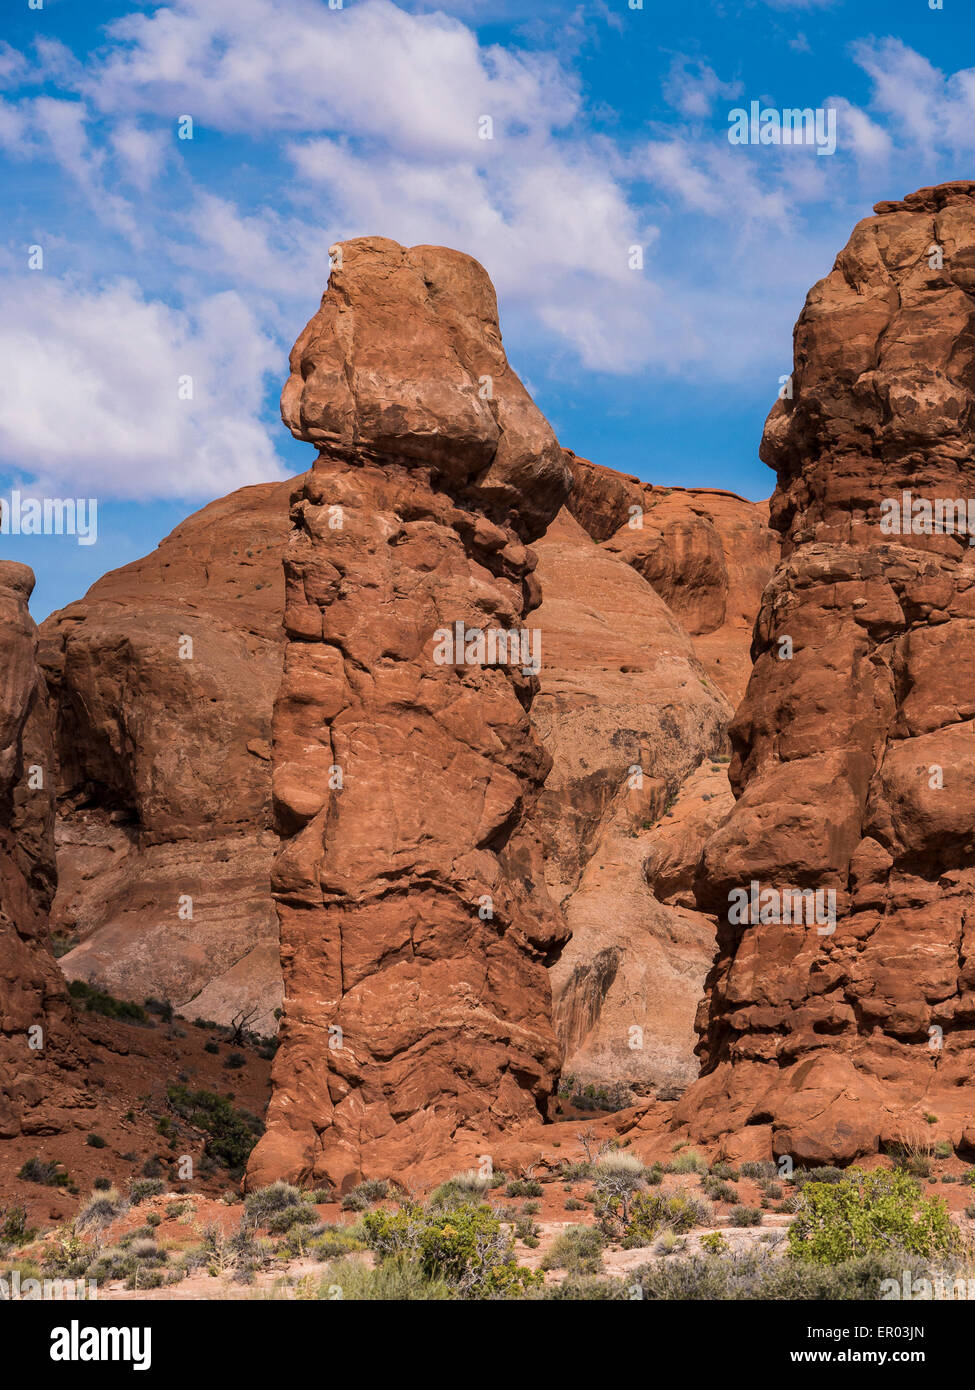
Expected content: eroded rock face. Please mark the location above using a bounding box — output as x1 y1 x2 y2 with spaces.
40 481 292 1035
247 238 572 1189
530 507 730 1097
0 562 87 1137
566 454 778 705
677 182 975 1165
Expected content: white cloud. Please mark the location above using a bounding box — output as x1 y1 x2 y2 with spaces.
852 38 975 156
826 95 892 164
109 123 169 192
663 58 743 120
85 0 579 155
0 275 283 499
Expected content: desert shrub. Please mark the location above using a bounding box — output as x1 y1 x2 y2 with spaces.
166 1084 263 1172
18 1157 68 1187
541 1225 605 1274
224 1052 246 1070
504 1178 543 1198
788 1168 962 1265
302 1224 366 1260
67 980 148 1023
710 1161 739 1181
564 1197 586 1211
129 1178 166 1205
729 1206 762 1227
702 1177 739 1204
76 1188 128 1233
0 1204 36 1245
513 1215 540 1248
791 1165 844 1188
740 1160 778 1182
594 1150 644 1178
86 1132 107 1149
631 1249 909 1300
668 1149 707 1176
341 1179 390 1212
361 1201 541 1298
267 1204 320 1234
620 1191 713 1247
245 1181 302 1225
315 1254 453 1301
700 1231 728 1255
429 1170 492 1208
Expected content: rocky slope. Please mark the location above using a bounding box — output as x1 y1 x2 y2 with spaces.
40 481 293 1036
676 181 975 1165
0 561 88 1137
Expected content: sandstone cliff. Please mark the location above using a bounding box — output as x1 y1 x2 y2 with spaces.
0 562 88 1137
40 482 292 1035
677 181 975 1165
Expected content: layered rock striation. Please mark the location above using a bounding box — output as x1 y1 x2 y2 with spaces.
247 238 572 1188
678 182 975 1164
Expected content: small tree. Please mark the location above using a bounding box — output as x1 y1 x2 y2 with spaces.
788 1167 962 1265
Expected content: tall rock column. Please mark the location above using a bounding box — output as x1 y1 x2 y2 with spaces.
678 182 975 1165
247 238 571 1189
0 562 86 1137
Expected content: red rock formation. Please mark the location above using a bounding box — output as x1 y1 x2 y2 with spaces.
678 182 975 1165
40 482 292 1034
0 562 87 1137
566 454 778 704
247 238 572 1189
530 507 730 1097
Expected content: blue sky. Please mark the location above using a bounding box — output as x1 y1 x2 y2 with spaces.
0 0 971 618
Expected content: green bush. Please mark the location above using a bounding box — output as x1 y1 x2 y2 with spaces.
540 1225 604 1274
361 1201 542 1298
621 1191 712 1247
68 980 148 1023
267 1204 320 1234
740 1161 778 1182
18 1158 68 1187
166 1084 263 1172
668 1149 707 1175
76 1188 128 1232
505 1178 543 1198
429 1171 492 1209
787 1167 962 1265
341 1179 390 1212
129 1178 166 1205
315 1254 453 1300
0 1204 36 1245
631 1249 909 1300
245 1181 303 1225
729 1206 762 1227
